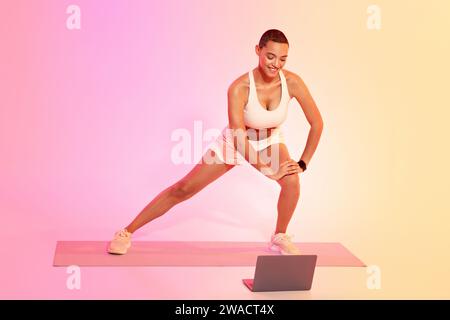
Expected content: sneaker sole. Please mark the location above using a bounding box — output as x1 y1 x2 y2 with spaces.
269 243 284 254
107 243 131 255
268 243 301 255
107 249 126 255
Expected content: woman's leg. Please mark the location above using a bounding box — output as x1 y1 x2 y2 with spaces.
125 149 235 233
259 143 300 234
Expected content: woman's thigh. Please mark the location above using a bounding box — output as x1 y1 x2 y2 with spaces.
173 149 235 197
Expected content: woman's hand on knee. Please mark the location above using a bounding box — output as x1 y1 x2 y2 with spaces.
263 159 302 181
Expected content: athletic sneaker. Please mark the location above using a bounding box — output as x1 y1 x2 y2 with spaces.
269 232 301 255
107 229 132 254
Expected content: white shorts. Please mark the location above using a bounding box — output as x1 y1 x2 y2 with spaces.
206 125 285 165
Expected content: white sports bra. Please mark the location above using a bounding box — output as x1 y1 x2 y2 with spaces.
243 69 291 129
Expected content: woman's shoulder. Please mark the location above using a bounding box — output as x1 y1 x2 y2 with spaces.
231 70 251 87
281 69 303 99
228 71 251 100
281 68 299 83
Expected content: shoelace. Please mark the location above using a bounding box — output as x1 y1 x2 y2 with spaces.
274 233 294 243
116 229 130 238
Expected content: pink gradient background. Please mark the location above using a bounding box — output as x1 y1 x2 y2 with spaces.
1 0 449 299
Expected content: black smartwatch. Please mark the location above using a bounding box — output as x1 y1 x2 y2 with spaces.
298 159 307 172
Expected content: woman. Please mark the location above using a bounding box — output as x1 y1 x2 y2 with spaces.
108 29 323 255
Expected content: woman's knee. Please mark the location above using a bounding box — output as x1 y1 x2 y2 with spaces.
278 174 300 191
170 180 197 200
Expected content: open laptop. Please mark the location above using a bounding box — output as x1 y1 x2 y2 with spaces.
242 255 317 292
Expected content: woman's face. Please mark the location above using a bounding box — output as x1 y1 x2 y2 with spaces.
256 40 289 78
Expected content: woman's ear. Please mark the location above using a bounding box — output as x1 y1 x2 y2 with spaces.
255 45 261 56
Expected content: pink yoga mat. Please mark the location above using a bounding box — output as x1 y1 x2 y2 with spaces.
53 241 365 267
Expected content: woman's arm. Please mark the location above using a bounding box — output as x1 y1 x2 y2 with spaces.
290 73 324 166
